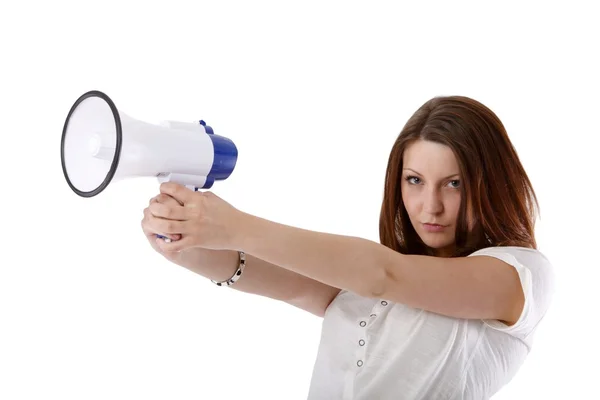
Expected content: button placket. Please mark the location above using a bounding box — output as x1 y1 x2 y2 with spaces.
356 318 369 368
355 300 390 369
370 300 389 319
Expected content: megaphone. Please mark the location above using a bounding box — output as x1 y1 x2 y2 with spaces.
60 90 238 198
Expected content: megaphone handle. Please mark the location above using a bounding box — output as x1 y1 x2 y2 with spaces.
156 184 199 242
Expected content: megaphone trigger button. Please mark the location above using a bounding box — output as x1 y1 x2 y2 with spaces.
199 120 214 134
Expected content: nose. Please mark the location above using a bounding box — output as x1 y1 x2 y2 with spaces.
423 187 443 214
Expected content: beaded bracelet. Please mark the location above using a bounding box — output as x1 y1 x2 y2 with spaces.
211 251 246 287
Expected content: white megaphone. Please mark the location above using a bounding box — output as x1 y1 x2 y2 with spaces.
60 90 238 198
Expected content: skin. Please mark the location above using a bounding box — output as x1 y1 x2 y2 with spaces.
400 139 468 257
143 139 524 324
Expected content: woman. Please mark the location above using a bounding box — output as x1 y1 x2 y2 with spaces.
141 95 555 399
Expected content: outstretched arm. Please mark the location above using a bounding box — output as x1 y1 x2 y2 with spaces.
154 183 524 325
236 214 524 325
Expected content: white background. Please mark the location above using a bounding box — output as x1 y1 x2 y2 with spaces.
1 1 598 399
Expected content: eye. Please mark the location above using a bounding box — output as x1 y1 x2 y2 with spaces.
448 179 461 188
405 175 421 184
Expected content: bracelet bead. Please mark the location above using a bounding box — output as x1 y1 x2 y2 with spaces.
211 251 246 286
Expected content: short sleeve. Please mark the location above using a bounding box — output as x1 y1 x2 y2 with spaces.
467 246 556 340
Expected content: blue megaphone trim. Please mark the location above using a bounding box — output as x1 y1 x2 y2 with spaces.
199 120 214 134
198 176 215 190
206 134 238 180
197 120 238 188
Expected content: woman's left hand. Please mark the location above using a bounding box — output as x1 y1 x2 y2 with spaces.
148 182 245 252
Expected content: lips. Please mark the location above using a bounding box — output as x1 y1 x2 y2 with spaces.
422 223 447 232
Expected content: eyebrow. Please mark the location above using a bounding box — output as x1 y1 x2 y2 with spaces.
403 168 460 180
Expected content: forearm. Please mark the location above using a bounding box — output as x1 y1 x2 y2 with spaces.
175 247 240 282
237 213 396 298
173 247 337 304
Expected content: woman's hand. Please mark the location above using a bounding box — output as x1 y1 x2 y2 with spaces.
141 193 184 261
147 182 246 253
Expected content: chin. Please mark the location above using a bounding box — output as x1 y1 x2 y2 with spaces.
418 232 455 250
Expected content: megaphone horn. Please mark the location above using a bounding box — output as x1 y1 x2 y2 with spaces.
60 90 238 198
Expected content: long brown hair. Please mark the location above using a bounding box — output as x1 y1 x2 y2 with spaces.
379 95 539 257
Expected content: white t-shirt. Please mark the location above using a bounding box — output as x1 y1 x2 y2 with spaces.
306 246 555 400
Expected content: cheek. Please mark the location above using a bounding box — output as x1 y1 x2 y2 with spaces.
401 187 418 215
446 194 462 221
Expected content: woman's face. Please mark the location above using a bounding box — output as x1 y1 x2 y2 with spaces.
401 139 467 257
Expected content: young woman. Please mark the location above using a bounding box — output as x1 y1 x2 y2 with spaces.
141 95 555 399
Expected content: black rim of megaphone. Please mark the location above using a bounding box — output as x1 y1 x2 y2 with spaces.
61 90 123 198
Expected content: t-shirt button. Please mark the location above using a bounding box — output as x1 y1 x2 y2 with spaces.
359 339 365 346
381 300 388 306
359 321 366 327
357 360 364 367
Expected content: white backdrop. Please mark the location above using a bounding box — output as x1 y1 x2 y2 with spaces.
1 1 598 399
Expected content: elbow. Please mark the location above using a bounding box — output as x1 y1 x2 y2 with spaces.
354 239 400 300
364 263 392 299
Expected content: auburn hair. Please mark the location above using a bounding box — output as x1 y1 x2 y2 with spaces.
379 95 539 257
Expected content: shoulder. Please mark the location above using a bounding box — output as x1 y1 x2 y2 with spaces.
468 245 552 265
468 246 556 339
468 246 555 290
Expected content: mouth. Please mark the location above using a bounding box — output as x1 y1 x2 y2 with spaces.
422 223 447 232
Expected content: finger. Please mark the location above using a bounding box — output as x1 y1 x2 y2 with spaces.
142 221 181 242
152 216 185 235
151 193 184 206
142 216 182 241
144 202 184 239
160 182 196 205
142 208 183 240
148 201 188 221
156 233 195 253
